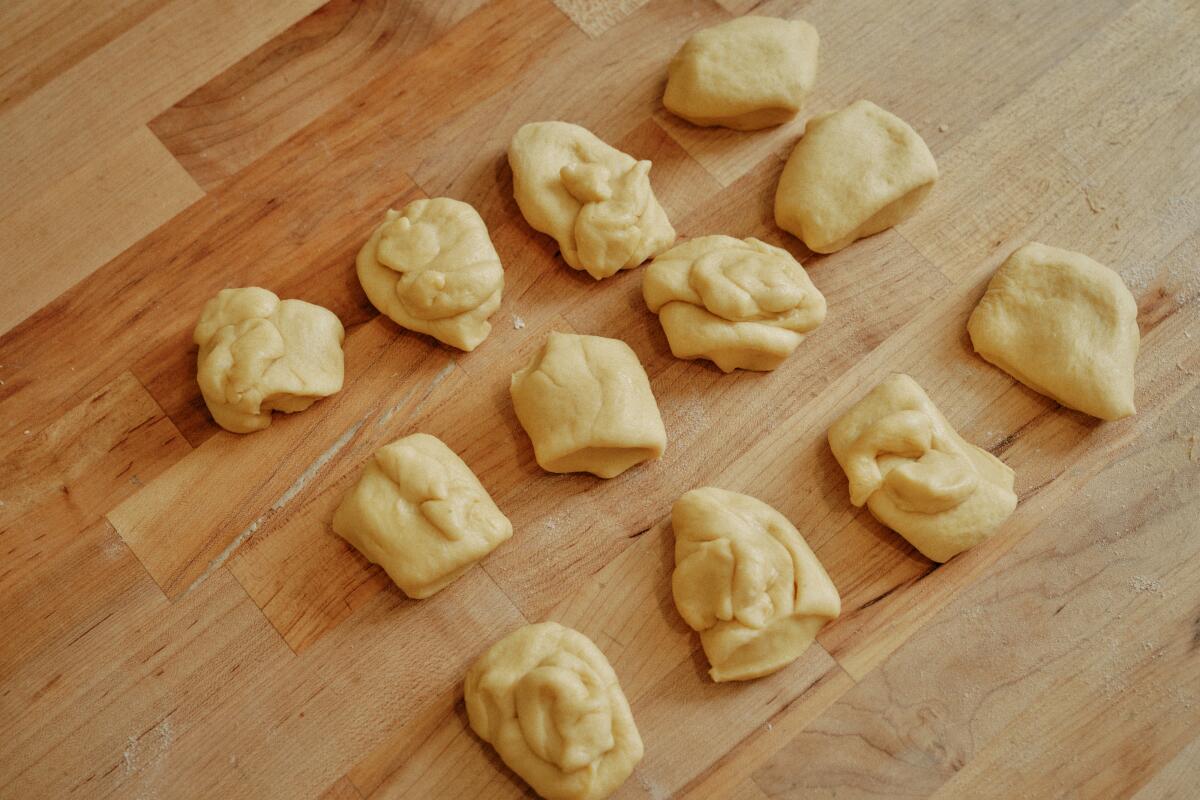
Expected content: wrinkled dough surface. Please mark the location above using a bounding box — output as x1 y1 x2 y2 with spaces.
357 198 503 351
643 235 826 371
968 242 1139 420
465 622 643 800
663 15 819 131
509 121 675 280
671 487 840 682
828 374 1017 562
510 332 667 478
194 287 345 433
332 433 512 598
774 100 937 253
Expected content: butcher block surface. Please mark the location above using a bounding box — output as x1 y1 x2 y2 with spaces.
2 0 1199 797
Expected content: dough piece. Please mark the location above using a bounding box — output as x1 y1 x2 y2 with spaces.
332 433 512 599
509 121 676 280
663 16 819 131
194 287 345 434
465 622 643 800
828 374 1017 562
643 235 826 372
967 242 1139 420
671 487 840 682
356 198 503 351
510 332 667 479
774 100 938 253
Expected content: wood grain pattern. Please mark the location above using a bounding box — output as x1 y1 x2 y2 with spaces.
2 0 1198 797
0 126 203 336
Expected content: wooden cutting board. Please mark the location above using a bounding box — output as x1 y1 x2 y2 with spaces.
2 0 1198 797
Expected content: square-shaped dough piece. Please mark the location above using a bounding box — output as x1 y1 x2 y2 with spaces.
332 433 512 599
663 16 819 131
828 374 1017 563
643 235 826 372
510 332 667 478
194 287 345 434
968 242 1139 420
509 121 676 280
356 198 503 352
465 622 642 800
671 487 840 682
775 100 938 253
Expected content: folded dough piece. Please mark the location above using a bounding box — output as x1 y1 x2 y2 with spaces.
332 433 512 599
775 100 938 253
509 121 676 280
357 198 503 351
465 622 643 800
968 242 1139 420
828 374 1017 562
663 15 819 130
671 487 840 682
510 332 667 478
194 287 345 433
643 235 826 371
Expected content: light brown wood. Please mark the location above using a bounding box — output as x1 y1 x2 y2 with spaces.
2 0 1198 798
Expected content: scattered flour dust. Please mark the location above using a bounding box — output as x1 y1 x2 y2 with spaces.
512 314 526 330
121 717 173 798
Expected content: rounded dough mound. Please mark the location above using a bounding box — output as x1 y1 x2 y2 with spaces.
510 332 667 479
465 622 643 800
193 287 345 434
332 433 512 599
967 242 1139 421
671 487 840 682
356 198 503 351
774 100 938 253
828 374 1018 563
509 121 676 280
663 16 819 131
643 235 826 372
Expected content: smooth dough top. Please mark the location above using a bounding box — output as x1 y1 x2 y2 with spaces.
671 487 840 682
827 373 1017 562
774 100 938 253
465 622 643 800
509 121 676 280
663 15 819 131
510 332 667 479
968 242 1139 421
643 235 826 372
194 287 345 434
357 198 503 352
332 433 512 599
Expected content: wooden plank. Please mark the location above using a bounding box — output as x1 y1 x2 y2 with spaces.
0 126 203 336
0 0 327 220
319 775 365 800
1130 733 1200 800
898 0 1200 280
0 370 189 603
150 0 488 190
0 0 166 110
108 318 453 598
550 0 652 38
751 369 1200 799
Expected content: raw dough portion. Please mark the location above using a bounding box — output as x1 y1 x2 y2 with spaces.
828 374 1017 562
194 287 345 434
968 242 1139 420
663 16 819 130
465 622 643 800
332 433 512 599
671 487 840 682
510 332 666 479
357 198 503 351
509 121 676 280
643 235 826 372
774 100 938 253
